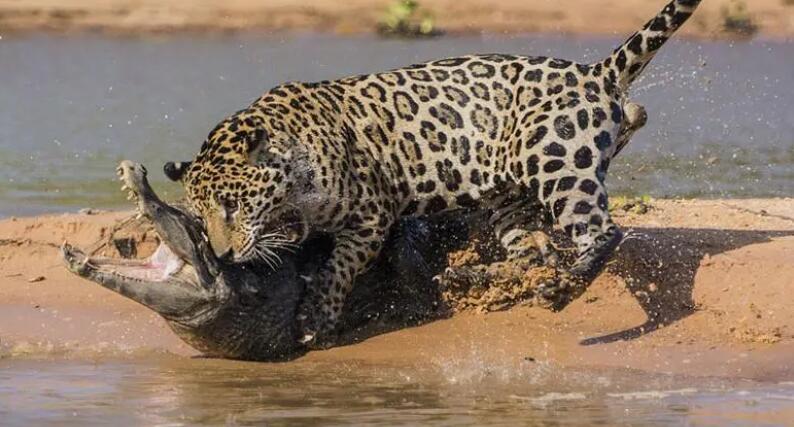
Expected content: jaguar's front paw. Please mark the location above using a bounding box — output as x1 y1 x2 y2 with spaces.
297 328 338 350
296 303 338 350
534 272 587 312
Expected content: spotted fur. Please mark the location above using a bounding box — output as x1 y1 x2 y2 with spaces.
166 0 702 346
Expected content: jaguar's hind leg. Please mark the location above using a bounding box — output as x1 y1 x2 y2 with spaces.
536 169 623 310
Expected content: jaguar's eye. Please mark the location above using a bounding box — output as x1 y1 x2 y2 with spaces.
219 197 238 220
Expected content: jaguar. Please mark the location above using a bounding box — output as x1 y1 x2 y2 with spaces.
164 0 702 346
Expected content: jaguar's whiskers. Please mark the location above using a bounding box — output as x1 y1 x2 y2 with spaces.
253 228 299 270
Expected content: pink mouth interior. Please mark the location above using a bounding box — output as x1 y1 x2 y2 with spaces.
106 243 185 282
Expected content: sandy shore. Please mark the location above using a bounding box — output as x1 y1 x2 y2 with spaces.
1 198 793 381
0 0 792 39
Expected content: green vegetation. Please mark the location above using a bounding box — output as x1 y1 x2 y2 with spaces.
721 0 759 37
377 0 442 38
610 195 653 215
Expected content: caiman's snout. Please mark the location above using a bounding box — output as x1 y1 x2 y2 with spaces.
60 239 213 321
61 243 94 276
61 160 304 360
60 160 225 321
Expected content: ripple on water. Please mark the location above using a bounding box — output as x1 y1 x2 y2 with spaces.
0 357 793 426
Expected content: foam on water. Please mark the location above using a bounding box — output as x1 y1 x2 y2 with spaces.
607 388 698 400
509 392 588 407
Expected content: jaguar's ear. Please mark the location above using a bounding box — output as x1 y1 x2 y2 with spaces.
246 128 269 166
163 161 192 182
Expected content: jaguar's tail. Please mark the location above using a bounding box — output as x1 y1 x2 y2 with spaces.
604 0 702 92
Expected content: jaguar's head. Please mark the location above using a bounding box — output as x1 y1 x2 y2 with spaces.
166 109 306 265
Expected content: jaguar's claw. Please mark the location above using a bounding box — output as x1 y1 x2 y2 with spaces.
534 273 586 312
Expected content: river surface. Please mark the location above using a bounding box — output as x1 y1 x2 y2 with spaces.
1 34 793 217
2 356 794 426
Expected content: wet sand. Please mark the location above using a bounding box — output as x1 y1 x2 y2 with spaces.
0 0 792 39
1 199 793 381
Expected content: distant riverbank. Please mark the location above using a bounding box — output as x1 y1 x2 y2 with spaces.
0 0 792 39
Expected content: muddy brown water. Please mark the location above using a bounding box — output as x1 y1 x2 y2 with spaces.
1 34 793 424
2 356 794 426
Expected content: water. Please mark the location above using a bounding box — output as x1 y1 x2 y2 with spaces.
2 357 794 426
1 34 793 217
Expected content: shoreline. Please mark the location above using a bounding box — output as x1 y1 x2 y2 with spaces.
0 0 792 40
1 198 793 381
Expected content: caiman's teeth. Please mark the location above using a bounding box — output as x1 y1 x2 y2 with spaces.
121 184 129 191
127 192 136 201
135 212 143 220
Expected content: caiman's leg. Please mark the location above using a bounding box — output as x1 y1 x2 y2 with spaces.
434 187 560 291
487 189 560 268
613 101 647 156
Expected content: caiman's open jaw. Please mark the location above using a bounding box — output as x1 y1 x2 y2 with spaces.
61 159 198 287
61 241 195 286
61 238 213 321
61 160 221 320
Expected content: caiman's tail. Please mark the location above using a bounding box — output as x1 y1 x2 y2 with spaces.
604 0 702 91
